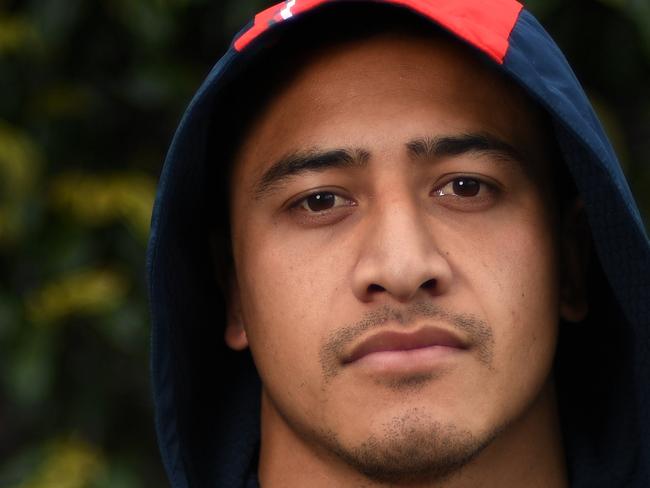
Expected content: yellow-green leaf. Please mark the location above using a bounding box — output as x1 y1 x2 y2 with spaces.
26 268 129 325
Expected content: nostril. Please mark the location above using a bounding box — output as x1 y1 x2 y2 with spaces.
422 279 436 290
368 284 385 293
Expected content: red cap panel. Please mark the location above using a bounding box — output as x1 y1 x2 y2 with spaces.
233 0 523 64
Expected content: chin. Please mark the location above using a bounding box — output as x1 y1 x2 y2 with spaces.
318 407 498 484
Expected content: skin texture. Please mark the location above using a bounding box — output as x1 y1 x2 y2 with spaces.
225 32 585 487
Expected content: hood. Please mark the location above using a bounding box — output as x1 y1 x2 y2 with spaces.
147 1 650 487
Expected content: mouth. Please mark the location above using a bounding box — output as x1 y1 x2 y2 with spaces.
342 326 468 372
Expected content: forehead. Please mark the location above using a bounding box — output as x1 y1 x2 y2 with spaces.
232 32 550 183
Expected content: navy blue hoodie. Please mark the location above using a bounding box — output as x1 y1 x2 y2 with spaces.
147 1 650 486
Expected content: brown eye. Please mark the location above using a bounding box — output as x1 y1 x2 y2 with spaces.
291 190 357 225
452 178 480 197
301 192 337 212
435 177 486 198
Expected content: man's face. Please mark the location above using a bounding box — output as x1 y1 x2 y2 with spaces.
227 33 567 481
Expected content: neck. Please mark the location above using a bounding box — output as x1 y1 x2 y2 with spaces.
257 382 568 487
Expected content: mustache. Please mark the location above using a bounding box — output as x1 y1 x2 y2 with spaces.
319 302 494 379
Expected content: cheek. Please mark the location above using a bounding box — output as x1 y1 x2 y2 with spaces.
234 225 348 394
465 208 561 394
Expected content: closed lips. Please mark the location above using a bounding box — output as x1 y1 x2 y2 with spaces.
343 327 468 364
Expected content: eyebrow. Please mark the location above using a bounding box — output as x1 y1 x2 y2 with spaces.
254 148 370 199
253 133 523 199
406 133 525 164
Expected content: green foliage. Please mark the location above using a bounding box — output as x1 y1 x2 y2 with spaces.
0 0 648 486
0 120 42 245
13 438 104 488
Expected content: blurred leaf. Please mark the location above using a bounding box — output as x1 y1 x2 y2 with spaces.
14 437 104 488
0 121 42 199
49 172 156 241
0 205 28 248
0 15 38 54
0 120 42 245
25 267 129 325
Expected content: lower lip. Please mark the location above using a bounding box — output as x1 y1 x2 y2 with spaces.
350 345 464 374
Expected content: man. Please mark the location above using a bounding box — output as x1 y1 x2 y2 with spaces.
147 1 650 487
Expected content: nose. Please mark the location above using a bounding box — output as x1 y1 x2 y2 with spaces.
351 199 453 303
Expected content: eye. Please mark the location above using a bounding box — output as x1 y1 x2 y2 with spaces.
296 191 352 213
434 177 487 198
431 175 501 211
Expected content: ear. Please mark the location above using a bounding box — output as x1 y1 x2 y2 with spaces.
224 276 249 351
559 198 590 323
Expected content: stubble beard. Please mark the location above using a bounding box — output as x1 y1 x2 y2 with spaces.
317 408 497 485
312 303 497 484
